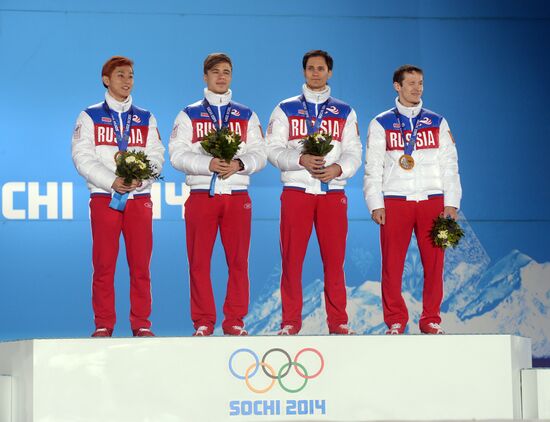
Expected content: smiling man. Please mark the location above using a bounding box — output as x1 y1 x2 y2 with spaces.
72 56 165 337
169 53 266 336
266 50 362 335
364 64 462 335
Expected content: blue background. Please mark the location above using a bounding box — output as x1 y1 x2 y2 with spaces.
1 1 549 345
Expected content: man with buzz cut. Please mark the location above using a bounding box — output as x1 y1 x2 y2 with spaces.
72 56 165 338
266 50 362 335
169 53 266 337
364 64 462 335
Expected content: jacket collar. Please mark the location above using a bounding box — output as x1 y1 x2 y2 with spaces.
204 88 232 106
302 84 331 104
395 97 423 118
105 91 132 113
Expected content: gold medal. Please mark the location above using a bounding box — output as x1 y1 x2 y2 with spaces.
398 154 415 170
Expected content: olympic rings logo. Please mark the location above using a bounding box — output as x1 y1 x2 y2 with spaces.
228 347 324 394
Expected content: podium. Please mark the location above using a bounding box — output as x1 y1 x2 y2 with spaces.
0 334 532 421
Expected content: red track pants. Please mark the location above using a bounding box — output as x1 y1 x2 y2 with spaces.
381 196 445 330
90 195 153 331
280 189 349 332
184 192 251 332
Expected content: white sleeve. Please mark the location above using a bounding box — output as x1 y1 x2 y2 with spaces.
265 106 303 171
363 119 387 213
237 112 267 175
168 111 213 176
71 111 116 192
135 113 165 191
334 108 363 180
438 118 462 209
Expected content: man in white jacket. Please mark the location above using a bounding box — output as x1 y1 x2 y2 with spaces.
364 64 462 335
266 50 362 335
169 53 266 336
72 56 165 337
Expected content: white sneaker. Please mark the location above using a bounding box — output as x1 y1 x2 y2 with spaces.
278 325 299 335
224 325 248 336
386 323 404 335
421 322 445 334
193 325 213 336
330 324 356 335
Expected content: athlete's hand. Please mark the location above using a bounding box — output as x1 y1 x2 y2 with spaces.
209 158 231 173
311 164 342 182
218 160 241 180
443 206 458 221
112 177 140 194
299 154 325 173
372 208 386 225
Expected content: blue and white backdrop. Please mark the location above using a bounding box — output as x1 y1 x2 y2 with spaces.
1 1 549 363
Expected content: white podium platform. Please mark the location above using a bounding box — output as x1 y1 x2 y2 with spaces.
0 335 531 422
521 368 550 419
0 375 11 422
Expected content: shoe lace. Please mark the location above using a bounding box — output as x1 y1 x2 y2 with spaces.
138 328 151 332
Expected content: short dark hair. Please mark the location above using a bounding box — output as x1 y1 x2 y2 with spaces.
302 50 333 71
393 64 423 85
203 53 232 74
101 56 133 88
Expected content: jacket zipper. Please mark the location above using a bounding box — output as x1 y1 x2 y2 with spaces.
409 115 420 202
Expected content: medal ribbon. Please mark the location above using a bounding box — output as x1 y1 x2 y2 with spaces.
103 101 134 211
103 101 134 152
393 107 423 156
300 95 329 135
202 99 233 129
201 99 234 196
300 95 330 192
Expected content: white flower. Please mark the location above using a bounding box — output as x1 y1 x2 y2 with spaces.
437 230 448 239
138 162 146 170
225 134 236 143
444 241 452 248
125 156 136 164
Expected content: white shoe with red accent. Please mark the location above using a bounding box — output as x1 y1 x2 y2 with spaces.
224 325 248 336
193 325 213 336
278 325 299 335
330 324 356 335
133 328 155 337
421 322 445 334
91 327 112 338
385 323 404 335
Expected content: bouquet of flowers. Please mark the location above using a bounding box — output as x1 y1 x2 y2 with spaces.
201 127 242 195
301 132 334 156
110 150 162 211
115 150 162 184
201 127 242 163
301 132 334 191
430 216 464 249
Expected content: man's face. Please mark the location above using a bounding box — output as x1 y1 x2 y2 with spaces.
103 65 134 101
304 56 332 91
394 71 423 107
204 62 232 94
